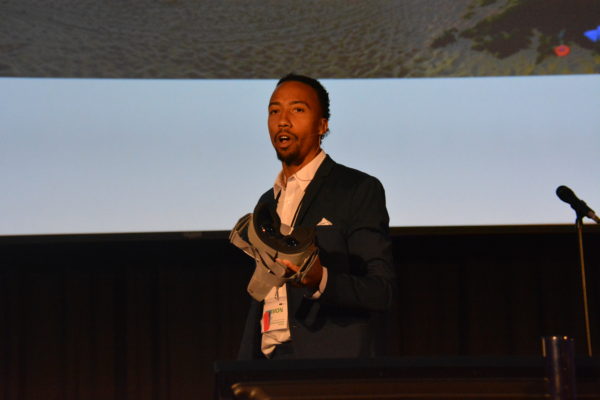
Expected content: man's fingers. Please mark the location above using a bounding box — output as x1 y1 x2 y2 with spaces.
276 258 299 272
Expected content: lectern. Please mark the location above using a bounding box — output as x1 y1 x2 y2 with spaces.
214 357 600 400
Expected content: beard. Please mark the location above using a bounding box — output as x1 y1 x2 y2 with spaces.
274 134 303 166
275 146 301 166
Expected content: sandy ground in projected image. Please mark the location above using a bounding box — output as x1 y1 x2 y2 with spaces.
0 0 598 78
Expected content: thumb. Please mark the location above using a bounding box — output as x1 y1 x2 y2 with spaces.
276 258 299 272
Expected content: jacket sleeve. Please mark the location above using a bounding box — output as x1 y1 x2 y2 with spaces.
237 299 263 360
318 175 396 312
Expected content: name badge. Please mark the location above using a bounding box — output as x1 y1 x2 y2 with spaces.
261 288 288 333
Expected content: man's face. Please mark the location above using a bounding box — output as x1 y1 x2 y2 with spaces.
268 81 328 170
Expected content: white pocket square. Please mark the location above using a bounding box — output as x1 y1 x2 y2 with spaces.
317 217 333 226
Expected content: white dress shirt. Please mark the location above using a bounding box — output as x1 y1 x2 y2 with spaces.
261 150 328 357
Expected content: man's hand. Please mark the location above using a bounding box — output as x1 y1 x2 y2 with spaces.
276 256 323 290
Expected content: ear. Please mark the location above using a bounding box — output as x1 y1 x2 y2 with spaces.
318 118 329 136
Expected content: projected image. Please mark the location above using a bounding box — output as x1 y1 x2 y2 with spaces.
1 0 598 78
1 0 599 236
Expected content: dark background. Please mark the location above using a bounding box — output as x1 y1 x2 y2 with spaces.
1 224 599 399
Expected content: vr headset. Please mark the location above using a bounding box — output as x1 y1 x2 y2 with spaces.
229 202 318 301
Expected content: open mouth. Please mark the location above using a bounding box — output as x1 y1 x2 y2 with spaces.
276 132 294 144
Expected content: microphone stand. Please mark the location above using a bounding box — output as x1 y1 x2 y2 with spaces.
575 215 593 357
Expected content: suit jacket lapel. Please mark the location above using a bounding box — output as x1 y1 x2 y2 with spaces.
294 155 335 227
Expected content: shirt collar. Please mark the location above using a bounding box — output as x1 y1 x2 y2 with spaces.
273 150 327 197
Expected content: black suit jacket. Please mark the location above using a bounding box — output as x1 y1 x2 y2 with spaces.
238 155 396 359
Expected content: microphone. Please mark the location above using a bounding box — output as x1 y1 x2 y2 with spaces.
556 185 600 223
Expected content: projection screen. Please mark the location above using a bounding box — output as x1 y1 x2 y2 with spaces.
1 0 599 235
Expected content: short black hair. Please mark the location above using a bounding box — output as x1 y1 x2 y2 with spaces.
277 73 330 121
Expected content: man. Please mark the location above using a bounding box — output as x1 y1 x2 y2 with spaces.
238 74 395 360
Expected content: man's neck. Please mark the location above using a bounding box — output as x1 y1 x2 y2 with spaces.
282 148 322 178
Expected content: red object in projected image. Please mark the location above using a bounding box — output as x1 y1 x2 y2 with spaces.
554 45 571 57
